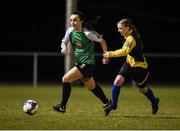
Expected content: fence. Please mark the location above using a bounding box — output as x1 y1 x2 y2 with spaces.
0 52 60 87
0 52 180 87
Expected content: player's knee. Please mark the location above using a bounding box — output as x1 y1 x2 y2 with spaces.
114 75 125 86
62 74 70 83
139 86 148 94
138 81 148 93
86 85 95 91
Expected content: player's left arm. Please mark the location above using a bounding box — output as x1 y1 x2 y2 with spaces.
100 38 109 64
85 31 109 64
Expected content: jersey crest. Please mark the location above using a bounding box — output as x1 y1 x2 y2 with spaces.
76 41 82 48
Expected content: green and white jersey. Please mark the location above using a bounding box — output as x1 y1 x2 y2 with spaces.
62 27 103 65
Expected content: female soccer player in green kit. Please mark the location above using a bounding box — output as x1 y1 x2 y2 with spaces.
53 11 111 116
103 18 159 116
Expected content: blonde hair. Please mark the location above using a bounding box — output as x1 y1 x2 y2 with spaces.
118 18 141 38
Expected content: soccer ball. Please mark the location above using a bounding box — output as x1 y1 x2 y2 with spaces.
23 99 38 115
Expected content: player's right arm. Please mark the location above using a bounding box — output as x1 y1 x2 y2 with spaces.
60 27 74 54
61 42 68 54
103 35 136 58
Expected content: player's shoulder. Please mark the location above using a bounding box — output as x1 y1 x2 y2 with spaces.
66 27 74 33
126 34 135 42
84 28 102 39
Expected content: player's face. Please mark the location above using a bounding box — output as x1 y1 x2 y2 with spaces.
70 14 83 30
117 23 130 37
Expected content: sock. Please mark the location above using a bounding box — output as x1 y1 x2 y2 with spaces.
91 85 109 104
144 88 156 105
112 84 120 107
60 82 71 106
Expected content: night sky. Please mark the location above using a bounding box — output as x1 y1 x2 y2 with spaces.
3 0 180 84
6 0 180 53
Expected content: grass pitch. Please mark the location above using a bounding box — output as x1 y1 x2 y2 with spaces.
0 84 180 130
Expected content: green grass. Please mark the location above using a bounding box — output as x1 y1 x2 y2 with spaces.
0 84 180 130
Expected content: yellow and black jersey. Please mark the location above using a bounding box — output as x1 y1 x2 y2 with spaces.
106 31 148 69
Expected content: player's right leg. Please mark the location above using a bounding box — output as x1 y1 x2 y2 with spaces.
53 66 83 113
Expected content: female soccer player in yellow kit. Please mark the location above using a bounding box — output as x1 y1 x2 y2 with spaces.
103 18 159 116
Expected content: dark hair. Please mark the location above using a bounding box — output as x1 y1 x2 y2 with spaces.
118 18 141 38
71 11 85 21
71 11 98 30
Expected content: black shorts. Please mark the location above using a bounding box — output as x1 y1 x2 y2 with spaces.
75 63 95 78
118 62 149 88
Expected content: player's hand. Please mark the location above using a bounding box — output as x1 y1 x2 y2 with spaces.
61 48 68 54
103 51 109 58
102 58 109 64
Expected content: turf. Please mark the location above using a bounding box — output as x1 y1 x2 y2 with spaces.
0 84 180 130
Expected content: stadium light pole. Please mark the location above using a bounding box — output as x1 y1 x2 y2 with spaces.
64 0 77 73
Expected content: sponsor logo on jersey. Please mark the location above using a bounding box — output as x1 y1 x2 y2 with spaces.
76 41 82 48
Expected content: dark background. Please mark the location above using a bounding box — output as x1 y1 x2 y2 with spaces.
2 0 180 85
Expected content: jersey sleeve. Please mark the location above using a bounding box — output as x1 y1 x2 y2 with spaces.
107 35 136 57
84 30 103 43
62 27 74 44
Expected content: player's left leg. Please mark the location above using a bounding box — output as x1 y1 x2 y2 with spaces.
83 77 110 116
111 75 125 109
135 68 159 114
139 86 159 114
110 63 130 110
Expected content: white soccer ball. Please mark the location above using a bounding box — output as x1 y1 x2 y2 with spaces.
23 99 38 115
